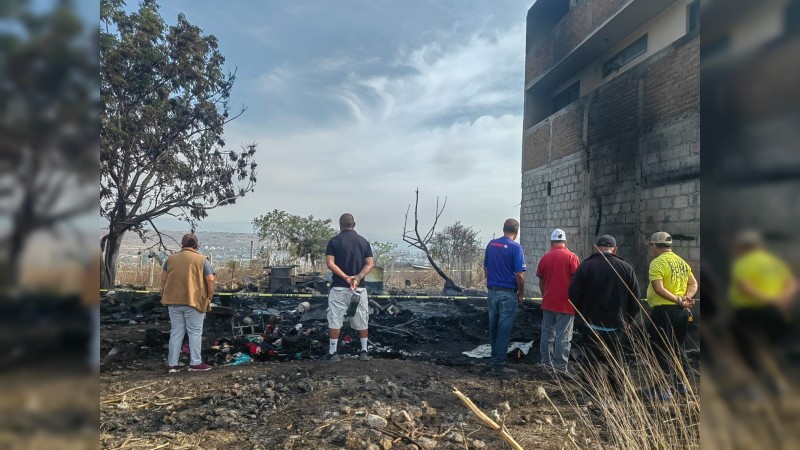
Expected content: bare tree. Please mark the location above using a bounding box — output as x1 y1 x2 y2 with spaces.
402 188 461 292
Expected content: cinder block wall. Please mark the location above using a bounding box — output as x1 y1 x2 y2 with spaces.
521 32 699 296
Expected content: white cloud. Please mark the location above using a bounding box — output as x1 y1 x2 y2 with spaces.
255 65 292 93
216 24 526 244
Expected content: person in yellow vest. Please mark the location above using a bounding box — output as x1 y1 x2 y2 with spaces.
644 231 698 400
161 234 215 373
728 230 797 395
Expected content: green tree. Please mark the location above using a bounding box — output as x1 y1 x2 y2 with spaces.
252 210 337 266
430 221 482 271
100 0 257 288
429 221 482 287
370 241 398 265
287 215 337 266
0 0 98 286
252 209 292 265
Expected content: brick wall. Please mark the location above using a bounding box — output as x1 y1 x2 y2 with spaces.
520 33 700 296
526 0 628 84
522 121 552 172
642 34 700 130
521 152 587 294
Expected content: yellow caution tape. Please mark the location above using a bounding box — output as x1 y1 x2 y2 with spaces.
99 288 544 302
99 288 695 304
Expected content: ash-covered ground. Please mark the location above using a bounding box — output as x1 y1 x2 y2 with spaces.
99 292 700 449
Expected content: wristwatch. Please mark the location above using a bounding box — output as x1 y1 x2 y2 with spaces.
676 296 684 307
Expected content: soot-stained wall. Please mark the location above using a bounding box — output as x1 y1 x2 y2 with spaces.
521 32 699 296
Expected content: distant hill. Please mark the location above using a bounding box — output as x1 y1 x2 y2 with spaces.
151 217 254 234
115 229 425 266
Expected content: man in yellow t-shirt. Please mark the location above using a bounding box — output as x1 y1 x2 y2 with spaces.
728 230 797 389
644 231 698 400
729 231 797 311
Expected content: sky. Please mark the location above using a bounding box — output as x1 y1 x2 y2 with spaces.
142 0 533 245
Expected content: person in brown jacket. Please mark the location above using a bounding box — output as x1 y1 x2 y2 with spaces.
161 234 215 372
82 253 101 372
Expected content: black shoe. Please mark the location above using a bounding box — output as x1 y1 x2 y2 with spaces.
491 366 518 376
320 352 341 363
358 350 371 361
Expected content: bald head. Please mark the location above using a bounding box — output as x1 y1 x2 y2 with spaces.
503 219 519 236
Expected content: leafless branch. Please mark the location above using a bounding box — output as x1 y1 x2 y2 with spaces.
400 188 460 291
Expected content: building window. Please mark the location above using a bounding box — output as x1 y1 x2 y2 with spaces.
687 0 700 33
552 81 579 114
603 34 648 77
701 35 730 60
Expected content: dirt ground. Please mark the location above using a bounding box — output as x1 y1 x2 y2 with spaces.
99 295 700 449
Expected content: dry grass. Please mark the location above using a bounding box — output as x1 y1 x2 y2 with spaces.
551 321 700 449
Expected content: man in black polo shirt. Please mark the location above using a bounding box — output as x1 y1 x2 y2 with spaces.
321 213 375 362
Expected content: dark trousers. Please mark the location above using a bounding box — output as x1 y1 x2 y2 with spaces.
582 327 625 395
648 305 690 379
732 306 788 373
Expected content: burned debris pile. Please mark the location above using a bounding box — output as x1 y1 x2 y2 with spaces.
100 289 544 370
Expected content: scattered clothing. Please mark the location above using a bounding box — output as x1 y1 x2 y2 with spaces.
226 353 253 366
463 341 534 358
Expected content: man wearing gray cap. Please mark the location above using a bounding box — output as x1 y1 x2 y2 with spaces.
536 228 580 374
644 231 697 400
569 235 640 394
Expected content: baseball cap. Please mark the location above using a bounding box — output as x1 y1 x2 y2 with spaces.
595 235 616 247
735 229 763 246
550 229 566 241
647 231 672 245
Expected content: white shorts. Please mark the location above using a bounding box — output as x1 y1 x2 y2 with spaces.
327 287 369 330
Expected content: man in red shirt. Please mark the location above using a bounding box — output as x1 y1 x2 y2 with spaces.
536 228 580 374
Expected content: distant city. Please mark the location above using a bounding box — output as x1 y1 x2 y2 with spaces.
116 229 427 267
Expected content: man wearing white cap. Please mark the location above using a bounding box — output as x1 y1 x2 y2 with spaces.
536 228 580 374
644 231 698 400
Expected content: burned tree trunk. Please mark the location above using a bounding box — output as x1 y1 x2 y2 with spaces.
402 189 462 293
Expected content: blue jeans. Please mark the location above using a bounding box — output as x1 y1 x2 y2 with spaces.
487 290 518 368
540 310 574 371
168 305 206 366
90 305 100 370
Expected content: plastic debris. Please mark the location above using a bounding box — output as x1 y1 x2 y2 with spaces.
462 341 534 358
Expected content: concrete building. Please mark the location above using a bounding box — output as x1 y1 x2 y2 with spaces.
520 0 700 296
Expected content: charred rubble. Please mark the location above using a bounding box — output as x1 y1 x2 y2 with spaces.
100 287 546 370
